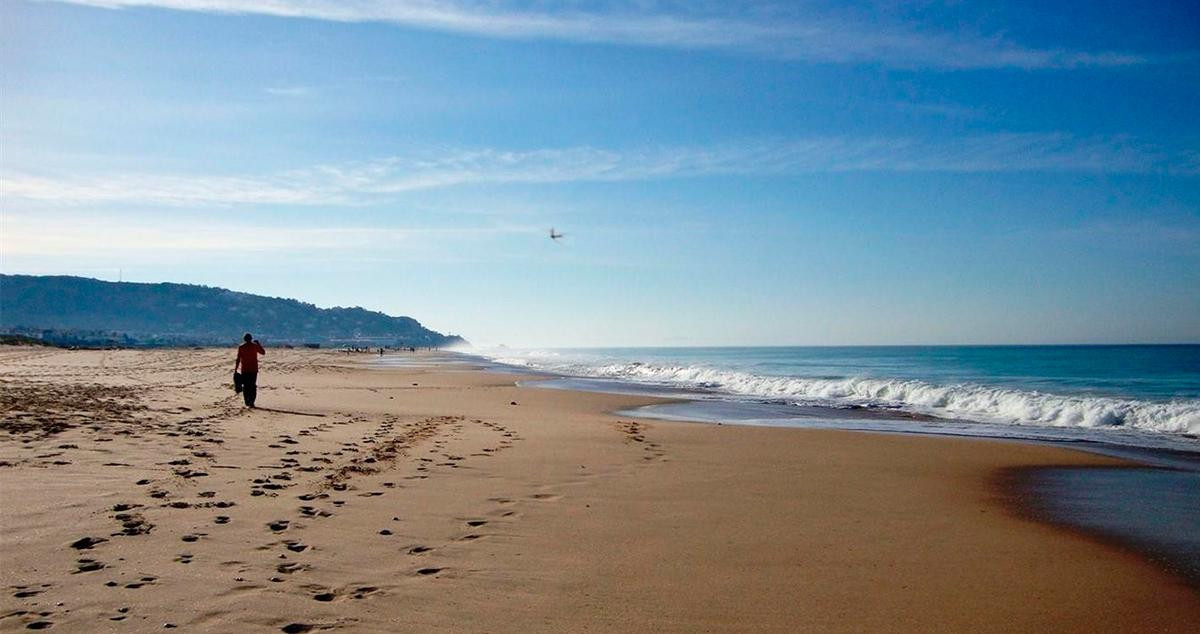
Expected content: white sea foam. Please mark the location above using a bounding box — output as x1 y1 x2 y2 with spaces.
484 353 1200 436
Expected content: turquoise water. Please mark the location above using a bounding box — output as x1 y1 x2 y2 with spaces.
452 344 1200 586
472 345 1199 447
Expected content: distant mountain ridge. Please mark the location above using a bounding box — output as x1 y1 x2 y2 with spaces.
0 275 464 348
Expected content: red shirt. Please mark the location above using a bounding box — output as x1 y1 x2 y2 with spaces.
237 341 265 373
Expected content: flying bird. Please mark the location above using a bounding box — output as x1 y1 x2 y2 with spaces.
549 227 565 241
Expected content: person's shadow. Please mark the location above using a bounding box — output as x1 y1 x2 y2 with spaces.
253 407 326 417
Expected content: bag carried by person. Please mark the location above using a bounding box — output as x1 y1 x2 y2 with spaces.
233 371 244 394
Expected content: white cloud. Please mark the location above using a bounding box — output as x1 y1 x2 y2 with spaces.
0 213 534 256
264 86 313 97
3 134 1195 207
45 0 1151 69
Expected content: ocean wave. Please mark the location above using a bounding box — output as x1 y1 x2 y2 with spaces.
487 355 1200 436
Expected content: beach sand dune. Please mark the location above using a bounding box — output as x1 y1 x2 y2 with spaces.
1 348 1196 632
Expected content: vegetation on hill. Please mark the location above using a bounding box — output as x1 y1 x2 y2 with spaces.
0 275 464 348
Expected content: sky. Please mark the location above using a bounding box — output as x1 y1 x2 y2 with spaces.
1 1 1198 347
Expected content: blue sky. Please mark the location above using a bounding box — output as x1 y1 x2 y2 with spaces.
2 1 1198 346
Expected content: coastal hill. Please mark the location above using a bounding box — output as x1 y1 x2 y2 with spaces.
0 274 464 348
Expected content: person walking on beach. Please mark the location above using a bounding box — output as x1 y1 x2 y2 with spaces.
235 333 266 408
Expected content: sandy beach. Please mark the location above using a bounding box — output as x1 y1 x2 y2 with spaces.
1 347 1197 632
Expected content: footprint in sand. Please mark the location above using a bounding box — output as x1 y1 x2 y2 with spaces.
298 506 333 518
351 586 380 599
70 536 107 550
11 587 45 599
73 559 105 573
124 576 157 589
113 513 154 536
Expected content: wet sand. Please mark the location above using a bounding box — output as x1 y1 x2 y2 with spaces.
1010 465 1200 586
1 347 1197 632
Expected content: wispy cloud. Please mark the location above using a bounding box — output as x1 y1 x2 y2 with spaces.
0 213 535 256
891 100 987 121
1053 218 1200 252
46 0 1153 70
3 134 1196 207
264 85 313 97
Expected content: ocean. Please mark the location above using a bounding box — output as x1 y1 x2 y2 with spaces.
467 345 1199 452
453 344 1200 582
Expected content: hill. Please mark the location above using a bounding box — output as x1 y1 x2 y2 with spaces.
0 275 465 348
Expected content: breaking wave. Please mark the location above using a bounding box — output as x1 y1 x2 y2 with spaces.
488 356 1200 436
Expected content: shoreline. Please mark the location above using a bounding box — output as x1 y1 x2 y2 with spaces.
375 351 1200 595
999 463 1200 589
2 347 1197 631
504 367 1200 590
531 377 1200 454
456 346 1200 452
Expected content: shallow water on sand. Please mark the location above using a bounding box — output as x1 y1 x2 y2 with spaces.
1018 467 1200 587
525 375 1200 454
473 345 1200 443
390 349 1200 587
511 373 1200 590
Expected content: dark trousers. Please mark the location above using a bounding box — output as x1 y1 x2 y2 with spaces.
242 371 258 407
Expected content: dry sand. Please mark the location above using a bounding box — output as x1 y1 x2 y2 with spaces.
1 347 1197 632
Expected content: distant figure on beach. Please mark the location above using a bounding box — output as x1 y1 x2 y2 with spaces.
234 333 266 408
